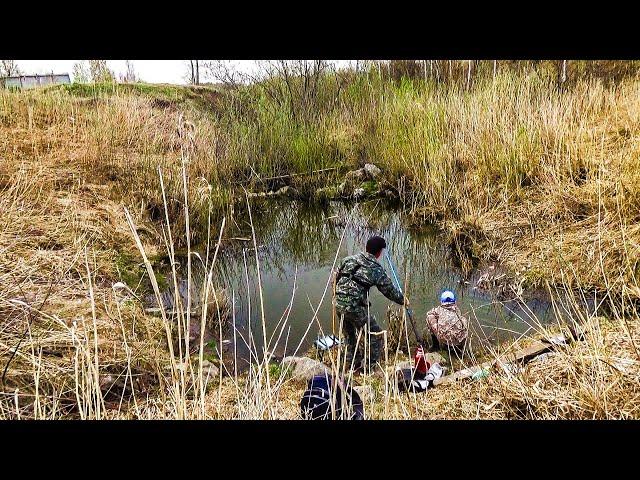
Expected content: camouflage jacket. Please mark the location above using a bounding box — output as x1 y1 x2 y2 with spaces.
425 304 469 347
334 252 404 314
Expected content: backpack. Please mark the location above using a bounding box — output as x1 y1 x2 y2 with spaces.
396 363 445 393
396 368 429 393
300 374 364 420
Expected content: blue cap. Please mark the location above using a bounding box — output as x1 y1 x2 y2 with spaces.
440 290 456 304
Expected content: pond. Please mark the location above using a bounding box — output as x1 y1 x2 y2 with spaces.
150 198 561 370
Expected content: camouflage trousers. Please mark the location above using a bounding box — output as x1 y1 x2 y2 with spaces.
338 309 383 370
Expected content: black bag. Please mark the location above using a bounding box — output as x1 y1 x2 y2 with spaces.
396 367 429 393
300 374 364 420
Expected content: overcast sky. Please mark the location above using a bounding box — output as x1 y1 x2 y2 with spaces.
13 60 357 84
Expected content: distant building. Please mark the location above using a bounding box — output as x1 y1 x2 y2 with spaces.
1 73 71 89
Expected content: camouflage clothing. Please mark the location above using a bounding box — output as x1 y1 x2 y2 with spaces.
334 252 405 369
424 304 469 348
339 311 383 370
335 252 405 312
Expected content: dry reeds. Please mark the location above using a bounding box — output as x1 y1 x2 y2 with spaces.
1 64 639 419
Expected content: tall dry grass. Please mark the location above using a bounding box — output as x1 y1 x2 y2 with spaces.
1 62 639 418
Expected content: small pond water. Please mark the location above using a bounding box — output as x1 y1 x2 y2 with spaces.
151 199 561 369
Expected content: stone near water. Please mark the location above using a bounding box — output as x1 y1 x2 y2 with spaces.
275 185 298 197
345 168 366 184
353 188 366 199
248 187 297 199
363 163 382 179
281 356 329 381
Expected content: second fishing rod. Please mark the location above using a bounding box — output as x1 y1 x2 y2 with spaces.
384 249 426 347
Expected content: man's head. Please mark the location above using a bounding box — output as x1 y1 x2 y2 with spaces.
366 236 387 258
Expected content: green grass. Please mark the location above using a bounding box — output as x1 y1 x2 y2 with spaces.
115 251 168 291
60 81 220 100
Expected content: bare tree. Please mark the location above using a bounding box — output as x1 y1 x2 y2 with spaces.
186 60 200 85
561 60 568 84
234 60 332 122
121 60 138 83
72 61 90 83
205 60 347 121
89 60 114 83
203 60 248 88
1 60 21 77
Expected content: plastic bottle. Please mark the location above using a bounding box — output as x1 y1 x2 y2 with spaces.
471 367 490 381
425 363 444 383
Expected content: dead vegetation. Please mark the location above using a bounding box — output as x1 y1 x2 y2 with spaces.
1 64 639 419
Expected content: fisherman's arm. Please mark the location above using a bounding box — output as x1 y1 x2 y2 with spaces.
375 270 405 305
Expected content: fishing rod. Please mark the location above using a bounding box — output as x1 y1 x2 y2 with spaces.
384 250 425 347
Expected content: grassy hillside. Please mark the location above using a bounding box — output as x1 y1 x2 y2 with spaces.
1 62 639 418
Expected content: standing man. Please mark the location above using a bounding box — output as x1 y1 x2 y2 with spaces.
334 236 407 373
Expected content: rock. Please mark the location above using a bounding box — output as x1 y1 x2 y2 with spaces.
353 385 375 403
201 361 220 386
425 352 447 366
353 188 366 200
363 163 382 179
345 168 366 184
275 186 297 197
281 356 329 381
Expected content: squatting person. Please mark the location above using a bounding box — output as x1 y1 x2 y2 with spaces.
424 290 469 355
333 236 407 373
